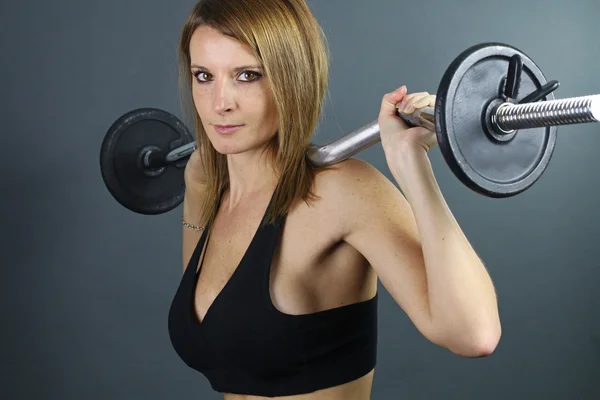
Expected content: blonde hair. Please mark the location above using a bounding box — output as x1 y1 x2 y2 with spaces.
177 0 331 227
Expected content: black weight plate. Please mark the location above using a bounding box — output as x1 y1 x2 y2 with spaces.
435 42 557 197
100 108 193 214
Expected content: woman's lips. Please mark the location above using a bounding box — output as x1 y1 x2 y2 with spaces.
213 124 244 135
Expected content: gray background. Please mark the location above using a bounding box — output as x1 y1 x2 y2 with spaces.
2 0 599 399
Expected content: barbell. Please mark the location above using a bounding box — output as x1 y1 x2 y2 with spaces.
100 42 599 215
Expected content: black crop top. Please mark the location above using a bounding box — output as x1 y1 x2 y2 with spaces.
168 196 378 397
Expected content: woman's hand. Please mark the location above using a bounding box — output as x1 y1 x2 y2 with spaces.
378 85 438 157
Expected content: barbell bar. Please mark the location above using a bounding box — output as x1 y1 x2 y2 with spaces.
100 42 599 214
150 92 599 169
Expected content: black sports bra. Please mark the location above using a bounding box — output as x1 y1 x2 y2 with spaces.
168 195 378 397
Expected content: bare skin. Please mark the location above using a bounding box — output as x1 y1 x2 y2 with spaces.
185 161 378 400
181 24 500 400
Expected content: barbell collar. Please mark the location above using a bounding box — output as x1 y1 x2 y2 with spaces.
518 80 560 104
165 141 196 163
504 54 523 101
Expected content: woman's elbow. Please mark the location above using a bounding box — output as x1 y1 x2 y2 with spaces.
437 321 502 358
452 325 502 358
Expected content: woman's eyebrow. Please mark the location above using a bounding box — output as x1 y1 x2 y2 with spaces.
190 64 263 72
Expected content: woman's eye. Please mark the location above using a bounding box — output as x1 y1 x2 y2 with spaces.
239 71 260 82
194 71 211 82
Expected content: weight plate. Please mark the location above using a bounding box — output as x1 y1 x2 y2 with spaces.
435 42 557 197
100 108 193 214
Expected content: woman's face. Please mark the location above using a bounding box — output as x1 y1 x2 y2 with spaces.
188 26 279 156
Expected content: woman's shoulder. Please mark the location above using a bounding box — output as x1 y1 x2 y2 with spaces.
313 157 391 201
284 157 405 247
304 158 396 226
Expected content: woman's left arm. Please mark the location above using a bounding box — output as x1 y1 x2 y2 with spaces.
342 86 501 358
394 146 501 357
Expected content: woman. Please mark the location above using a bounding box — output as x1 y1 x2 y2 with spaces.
168 0 501 399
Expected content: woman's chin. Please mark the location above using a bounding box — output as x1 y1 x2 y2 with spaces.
210 136 275 156
212 143 246 155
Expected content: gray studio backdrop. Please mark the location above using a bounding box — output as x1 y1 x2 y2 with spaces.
2 0 599 399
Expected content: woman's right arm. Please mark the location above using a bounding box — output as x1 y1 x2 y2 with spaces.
182 148 208 272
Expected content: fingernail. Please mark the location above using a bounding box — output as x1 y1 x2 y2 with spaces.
397 101 406 112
